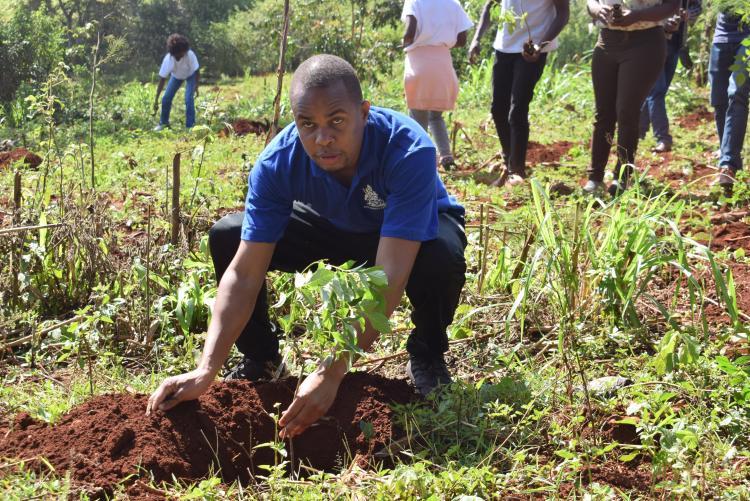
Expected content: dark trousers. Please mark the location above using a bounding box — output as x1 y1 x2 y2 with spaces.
491 50 548 176
208 203 467 363
589 27 666 182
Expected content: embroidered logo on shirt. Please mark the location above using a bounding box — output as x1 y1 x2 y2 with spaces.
363 184 386 210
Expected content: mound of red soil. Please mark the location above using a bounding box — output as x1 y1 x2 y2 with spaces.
676 107 713 130
526 140 575 165
219 118 270 137
0 148 42 169
712 221 750 254
0 373 415 495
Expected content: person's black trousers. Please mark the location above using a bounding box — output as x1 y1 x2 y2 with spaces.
491 50 548 176
208 202 467 363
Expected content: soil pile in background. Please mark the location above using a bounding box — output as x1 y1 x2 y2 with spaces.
219 118 270 137
0 373 415 495
0 148 42 169
526 140 574 165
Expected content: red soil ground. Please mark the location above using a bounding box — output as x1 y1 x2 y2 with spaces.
676 106 714 130
712 221 750 254
0 373 415 497
526 140 575 166
219 118 270 137
0 148 42 169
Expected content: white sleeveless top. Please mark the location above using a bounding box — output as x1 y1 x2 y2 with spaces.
493 0 560 53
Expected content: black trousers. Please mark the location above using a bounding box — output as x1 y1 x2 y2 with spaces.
208 203 467 363
491 50 548 176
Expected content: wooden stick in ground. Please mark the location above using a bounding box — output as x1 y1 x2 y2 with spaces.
267 0 291 144
0 223 65 236
11 171 21 306
171 152 181 246
1 316 81 349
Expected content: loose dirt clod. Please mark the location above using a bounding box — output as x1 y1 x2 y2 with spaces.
526 140 574 165
0 373 415 495
712 221 750 254
219 118 270 137
0 148 42 169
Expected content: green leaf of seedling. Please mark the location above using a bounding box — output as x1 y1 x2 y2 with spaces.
619 451 640 462
367 311 391 333
308 267 335 287
359 420 374 441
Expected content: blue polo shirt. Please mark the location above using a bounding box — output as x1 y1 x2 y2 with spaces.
241 106 463 243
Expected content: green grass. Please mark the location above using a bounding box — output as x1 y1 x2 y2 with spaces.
2 53 750 499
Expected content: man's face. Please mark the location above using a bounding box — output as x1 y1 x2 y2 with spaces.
291 81 370 183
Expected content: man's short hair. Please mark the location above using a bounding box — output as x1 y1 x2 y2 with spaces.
290 55 363 106
166 33 190 56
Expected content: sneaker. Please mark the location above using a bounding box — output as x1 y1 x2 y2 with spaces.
506 173 526 187
652 141 672 153
406 355 452 397
431 356 453 386
153 124 169 132
225 354 283 382
582 180 606 195
608 179 628 197
713 167 736 188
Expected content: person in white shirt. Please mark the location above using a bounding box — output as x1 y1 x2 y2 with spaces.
469 0 569 186
402 0 474 170
153 34 200 131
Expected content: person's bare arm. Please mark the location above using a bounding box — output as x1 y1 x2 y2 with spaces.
403 15 417 48
540 0 570 45
194 69 200 97
455 30 469 48
153 77 166 114
147 240 275 413
468 0 498 62
278 237 421 438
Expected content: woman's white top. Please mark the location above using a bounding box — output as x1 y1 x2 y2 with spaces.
401 0 474 52
158 49 199 80
493 0 560 53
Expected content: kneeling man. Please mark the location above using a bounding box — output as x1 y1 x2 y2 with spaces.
147 54 467 439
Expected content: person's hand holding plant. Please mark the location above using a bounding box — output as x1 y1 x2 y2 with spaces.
152 99 159 115
522 41 550 63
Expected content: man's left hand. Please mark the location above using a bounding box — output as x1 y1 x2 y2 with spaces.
278 367 343 439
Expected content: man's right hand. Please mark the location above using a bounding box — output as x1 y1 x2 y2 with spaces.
152 100 159 115
146 368 214 415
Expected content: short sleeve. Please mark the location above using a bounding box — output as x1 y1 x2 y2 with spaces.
381 147 439 241
240 158 293 242
401 0 416 22
188 50 200 73
456 3 474 33
158 54 172 78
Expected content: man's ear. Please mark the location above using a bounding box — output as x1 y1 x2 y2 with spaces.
360 100 371 120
